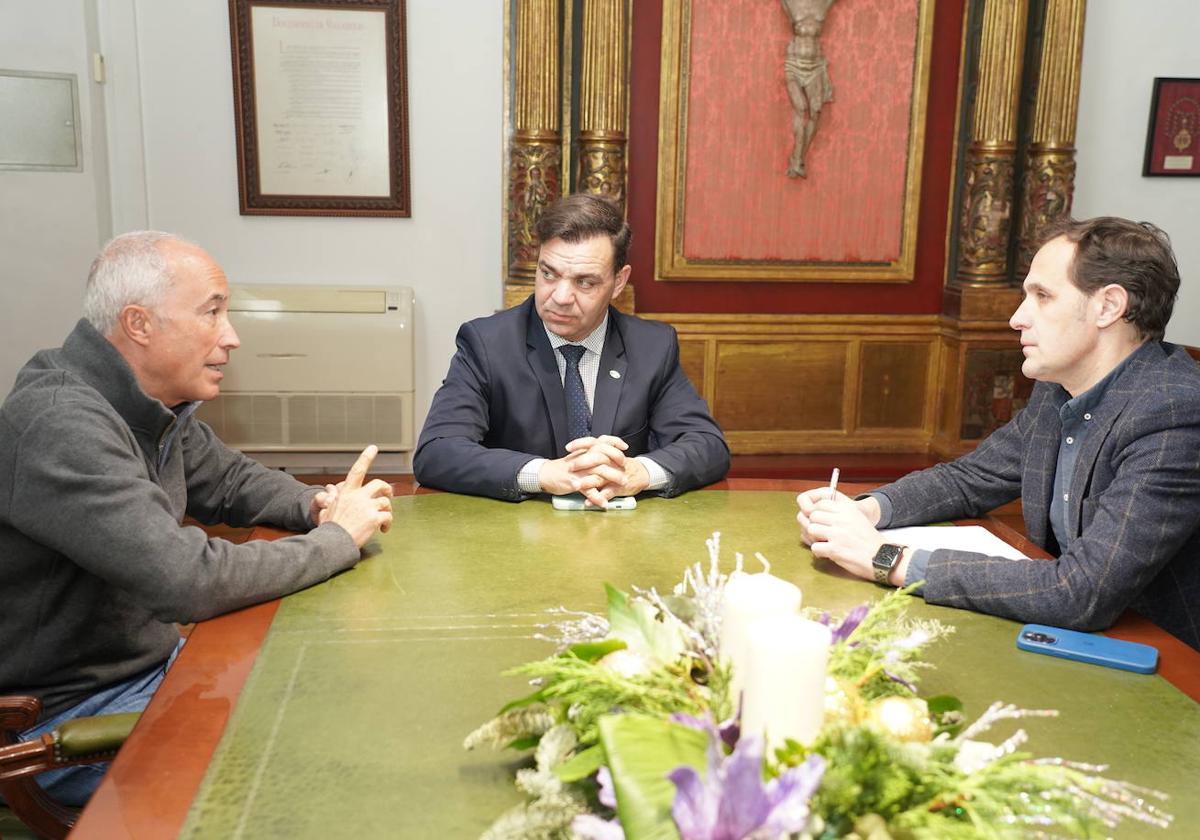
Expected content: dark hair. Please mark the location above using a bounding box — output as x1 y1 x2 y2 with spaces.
1041 216 1180 342
535 194 632 273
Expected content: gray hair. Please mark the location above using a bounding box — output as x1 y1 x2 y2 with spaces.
83 231 195 335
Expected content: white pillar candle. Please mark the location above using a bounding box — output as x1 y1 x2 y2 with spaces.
740 615 832 751
719 572 803 706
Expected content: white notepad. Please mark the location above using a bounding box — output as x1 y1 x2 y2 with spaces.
878 525 1029 560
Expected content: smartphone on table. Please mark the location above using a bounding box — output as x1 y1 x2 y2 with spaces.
1016 624 1158 674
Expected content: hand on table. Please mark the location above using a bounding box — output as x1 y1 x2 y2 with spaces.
538 435 649 508
313 445 394 547
796 490 891 582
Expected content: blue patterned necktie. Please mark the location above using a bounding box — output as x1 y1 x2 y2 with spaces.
559 344 591 441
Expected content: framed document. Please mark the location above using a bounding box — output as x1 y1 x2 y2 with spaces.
228 0 411 215
1143 77 1200 177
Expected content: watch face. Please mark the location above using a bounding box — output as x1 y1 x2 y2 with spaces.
872 544 903 584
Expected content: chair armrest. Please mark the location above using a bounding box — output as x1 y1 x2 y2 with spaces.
55 713 140 760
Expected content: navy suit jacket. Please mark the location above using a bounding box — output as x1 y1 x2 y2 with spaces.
877 341 1200 649
414 297 730 501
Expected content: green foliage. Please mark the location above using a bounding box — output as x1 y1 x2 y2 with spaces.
471 568 1172 840
925 695 965 738
599 715 709 840
824 586 952 701
506 655 715 747
806 726 939 836
463 703 556 752
567 638 628 663
606 584 688 665
554 744 605 783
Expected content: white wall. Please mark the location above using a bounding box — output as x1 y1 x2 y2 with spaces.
119 0 505 443
1074 0 1200 345
0 0 112 393
1 0 504 448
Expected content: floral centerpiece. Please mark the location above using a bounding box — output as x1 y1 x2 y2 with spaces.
465 534 1172 839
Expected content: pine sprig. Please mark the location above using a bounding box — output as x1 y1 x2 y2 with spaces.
823 585 953 699
506 656 715 745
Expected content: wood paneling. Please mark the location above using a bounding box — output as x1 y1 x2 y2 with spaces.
858 342 930 429
714 341 847 431
652 313 1019 456
677 337 708 399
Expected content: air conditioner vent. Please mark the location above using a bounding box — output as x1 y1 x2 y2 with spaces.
195 392 412 451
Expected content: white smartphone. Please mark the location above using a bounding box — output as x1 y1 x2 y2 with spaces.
551 494 637 511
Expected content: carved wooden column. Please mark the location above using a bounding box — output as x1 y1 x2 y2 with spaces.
936 0 1032 459
507 0 562 302
577 0 627 208
1017 0 1087 275
953 0 1029 293
576 0 634 310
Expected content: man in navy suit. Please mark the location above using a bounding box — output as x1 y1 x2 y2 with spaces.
414 194 730 505
797 217 1200 649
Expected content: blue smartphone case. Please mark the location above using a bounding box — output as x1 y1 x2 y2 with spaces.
1016 624 1158 674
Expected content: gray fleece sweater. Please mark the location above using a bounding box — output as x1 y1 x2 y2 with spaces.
0 320 360 717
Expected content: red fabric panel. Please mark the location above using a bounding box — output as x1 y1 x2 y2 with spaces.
682 0 917 262
627 0 966 315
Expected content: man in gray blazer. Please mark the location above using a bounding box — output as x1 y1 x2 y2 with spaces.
415 195 729 505
798 217 1200 650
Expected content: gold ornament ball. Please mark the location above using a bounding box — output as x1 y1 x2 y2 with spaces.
867 696 933 742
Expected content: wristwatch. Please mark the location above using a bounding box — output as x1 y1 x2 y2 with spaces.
872 543 905 585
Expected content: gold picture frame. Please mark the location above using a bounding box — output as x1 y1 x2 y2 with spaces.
655 0 936 282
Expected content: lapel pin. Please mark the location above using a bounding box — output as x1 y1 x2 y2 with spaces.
609 370 621 379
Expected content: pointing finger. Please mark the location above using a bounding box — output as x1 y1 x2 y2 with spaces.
344 444 378 491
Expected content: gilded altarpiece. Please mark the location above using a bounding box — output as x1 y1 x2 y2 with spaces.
656 0 935 282
503 0 1086 458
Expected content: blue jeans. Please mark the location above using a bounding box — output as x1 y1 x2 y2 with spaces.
9 640 184 808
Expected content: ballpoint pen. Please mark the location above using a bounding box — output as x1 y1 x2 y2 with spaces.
828 467 839 500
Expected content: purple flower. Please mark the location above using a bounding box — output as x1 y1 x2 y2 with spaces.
671 711 740 750
884 669 918 694
831 604 870 644
572 767 624 839
668 731 825 840
572 814 626 840
597 765 617 809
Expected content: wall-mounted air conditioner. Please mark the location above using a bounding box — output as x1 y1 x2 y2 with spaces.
195 284 414 471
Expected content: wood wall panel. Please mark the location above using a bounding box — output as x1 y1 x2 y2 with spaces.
858 342 931 430
654 314 1022 457
714 341 848 431
678 338 708 399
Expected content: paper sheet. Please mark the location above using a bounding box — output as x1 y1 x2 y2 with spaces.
879 525 1029 560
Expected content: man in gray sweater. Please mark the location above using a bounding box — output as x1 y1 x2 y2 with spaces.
0 232 395 805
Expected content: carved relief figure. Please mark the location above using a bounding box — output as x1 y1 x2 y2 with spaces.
782 0 837 178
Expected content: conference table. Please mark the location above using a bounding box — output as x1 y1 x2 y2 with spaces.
72 480 1200 838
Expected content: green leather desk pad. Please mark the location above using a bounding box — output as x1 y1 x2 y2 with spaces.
178 491 1200 838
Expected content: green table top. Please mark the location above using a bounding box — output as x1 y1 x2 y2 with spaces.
177 491 1200 838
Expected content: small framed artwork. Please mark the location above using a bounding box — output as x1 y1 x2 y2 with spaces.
1143 77 1200 177
228 0 411 215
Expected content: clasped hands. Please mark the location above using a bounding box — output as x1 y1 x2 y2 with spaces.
796 489 898 583
539 434 650 508
308 444 395 546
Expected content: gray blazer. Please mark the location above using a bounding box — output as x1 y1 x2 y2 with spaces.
877 341 1200 650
